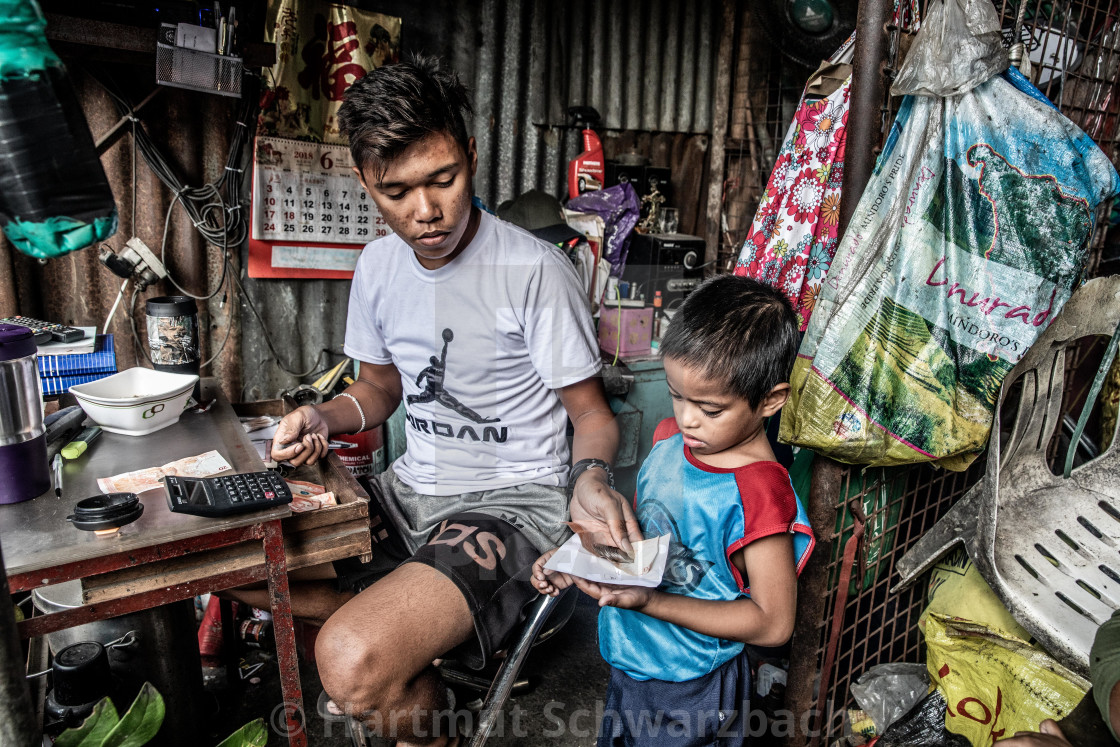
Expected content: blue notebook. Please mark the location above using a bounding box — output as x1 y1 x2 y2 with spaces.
41 370 116 396
37 334 116 377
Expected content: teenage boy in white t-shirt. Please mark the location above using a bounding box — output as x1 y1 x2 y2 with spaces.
267 54 642 746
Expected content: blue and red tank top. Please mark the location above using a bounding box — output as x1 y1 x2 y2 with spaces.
598 418 815 682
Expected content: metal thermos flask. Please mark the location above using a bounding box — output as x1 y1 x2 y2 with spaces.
0 323 50 503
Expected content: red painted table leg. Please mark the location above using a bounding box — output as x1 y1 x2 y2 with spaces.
263 519 307 747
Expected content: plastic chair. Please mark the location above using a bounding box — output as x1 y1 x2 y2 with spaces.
894 276 1120 676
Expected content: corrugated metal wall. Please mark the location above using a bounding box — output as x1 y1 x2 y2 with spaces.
0 70 243 396
453 0 718 206
0 1 723 403
240 0 724 401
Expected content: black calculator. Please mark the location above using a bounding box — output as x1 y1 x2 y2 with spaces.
164 471 293 517
0 316 85 344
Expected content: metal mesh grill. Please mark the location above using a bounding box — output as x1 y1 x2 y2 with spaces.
996 0 1120 168
155 43 243 99
810 460 987 740
719 3 806 272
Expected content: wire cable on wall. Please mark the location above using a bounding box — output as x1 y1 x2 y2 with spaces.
92 71 330 380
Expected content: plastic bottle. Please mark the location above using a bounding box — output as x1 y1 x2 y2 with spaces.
0 0 117 260
652 291 663 340
568 107 605 200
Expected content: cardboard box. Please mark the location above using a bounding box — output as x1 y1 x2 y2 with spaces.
599 306 653 357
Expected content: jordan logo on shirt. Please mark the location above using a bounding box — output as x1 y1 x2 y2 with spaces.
405 329 508 443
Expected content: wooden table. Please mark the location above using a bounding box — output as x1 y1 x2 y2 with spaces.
2 380 370 746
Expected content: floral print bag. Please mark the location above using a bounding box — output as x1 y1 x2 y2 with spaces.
735 3 918 331
734 46 853 331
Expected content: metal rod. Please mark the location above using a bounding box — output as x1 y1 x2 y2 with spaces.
792 2 893 744
469 593 561 746
0 536 42 745
704 0 738 267
787 457 844 747
94 87 162 155
837 0 894 241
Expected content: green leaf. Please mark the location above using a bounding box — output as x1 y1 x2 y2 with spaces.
100 682 165 747
54 697 120 747
216 719 269 747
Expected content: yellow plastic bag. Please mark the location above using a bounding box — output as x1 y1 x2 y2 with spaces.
919 547 1030 641
925 613 1088 746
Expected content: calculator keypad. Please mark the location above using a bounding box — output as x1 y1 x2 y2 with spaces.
164 471 292 517
0 316 85 343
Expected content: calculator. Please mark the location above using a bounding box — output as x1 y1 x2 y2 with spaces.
164 471 293 517
0 316 85 345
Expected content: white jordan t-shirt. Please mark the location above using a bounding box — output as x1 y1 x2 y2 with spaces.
344 210 602 496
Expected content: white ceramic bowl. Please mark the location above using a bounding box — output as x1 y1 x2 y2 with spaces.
70 368 199 436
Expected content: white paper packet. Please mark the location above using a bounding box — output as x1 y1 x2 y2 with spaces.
544 533 670 587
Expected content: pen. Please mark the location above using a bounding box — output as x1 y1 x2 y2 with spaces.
277 439 354 451
52 454 62 499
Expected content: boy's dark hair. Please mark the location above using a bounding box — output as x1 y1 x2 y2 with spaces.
337 53 472 180
659 275 799 408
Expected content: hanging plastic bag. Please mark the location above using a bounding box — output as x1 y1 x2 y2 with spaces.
924 614 1088 746
0 0 117 259
781 0 1119 470
891 0 1008 97
851 662 929 734
568 183 640 278
874 690 972 747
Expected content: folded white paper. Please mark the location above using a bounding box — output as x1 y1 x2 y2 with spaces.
544 533 670 587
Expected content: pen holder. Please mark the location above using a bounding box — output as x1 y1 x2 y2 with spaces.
156 43 243 98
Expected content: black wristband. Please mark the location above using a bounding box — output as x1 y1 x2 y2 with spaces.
568 458 615 491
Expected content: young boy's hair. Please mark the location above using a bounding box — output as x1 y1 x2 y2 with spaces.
338 53 472 180
659 275 799 408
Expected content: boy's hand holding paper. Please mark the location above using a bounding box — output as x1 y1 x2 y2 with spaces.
543 531 670 587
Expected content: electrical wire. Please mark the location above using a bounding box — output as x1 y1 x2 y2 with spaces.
158 191 229 301
230 265 327 379
95 75 253 248
94 70 326 379
128 285 150 368
103 278 128 335
200 259 235 369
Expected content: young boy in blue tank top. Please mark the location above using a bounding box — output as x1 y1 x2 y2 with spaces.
534 275 815 746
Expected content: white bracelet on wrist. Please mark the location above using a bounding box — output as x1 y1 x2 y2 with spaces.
337 392 366 432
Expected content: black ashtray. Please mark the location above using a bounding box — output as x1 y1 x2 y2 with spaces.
67 493 143 532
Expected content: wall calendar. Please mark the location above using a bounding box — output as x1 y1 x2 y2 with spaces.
248 135 391 279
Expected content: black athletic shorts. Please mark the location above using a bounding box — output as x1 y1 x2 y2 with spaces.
332 478 541 670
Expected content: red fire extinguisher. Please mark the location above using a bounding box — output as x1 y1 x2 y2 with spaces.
332 426 386 477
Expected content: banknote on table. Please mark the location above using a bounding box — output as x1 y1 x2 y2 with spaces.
97 450 233 494
290 492 337 512
284 478 337 512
